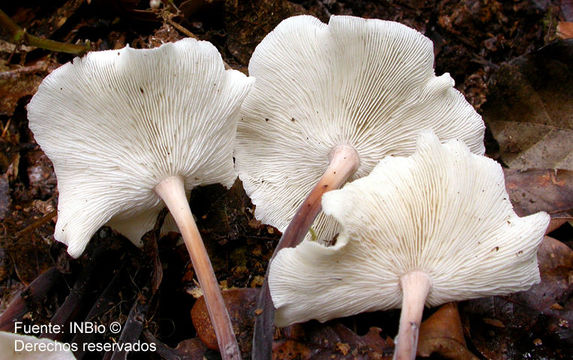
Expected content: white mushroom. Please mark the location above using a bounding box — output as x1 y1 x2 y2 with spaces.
27 38 254 360
269 131 550 360
236 15 485 248
237 15 485 356
0 331 75 360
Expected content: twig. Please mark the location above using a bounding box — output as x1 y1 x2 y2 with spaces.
165 17 197 39
0 8 90 55
15 209 57 237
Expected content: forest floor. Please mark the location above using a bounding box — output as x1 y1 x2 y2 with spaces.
0 0 572 359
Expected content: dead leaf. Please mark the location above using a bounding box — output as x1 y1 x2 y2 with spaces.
481 318 505 328
274 322 394 359
463 236 573 359
173 338 209 359
273 339 315 359
417 303 478 359
557 22 573 39
190 288 258 353
546 216 573 234
513 236 573 316
483 40 573 170
189 287 392 359
504 169 573 216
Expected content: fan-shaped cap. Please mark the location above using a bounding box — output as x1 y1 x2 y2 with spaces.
27 38 254 257
0 331 75 360
269 131 549 327
235 15 485 244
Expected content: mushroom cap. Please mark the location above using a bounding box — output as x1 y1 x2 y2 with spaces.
27 38 254 257
269 131 549 327
0 331 75 360
235 15 485 244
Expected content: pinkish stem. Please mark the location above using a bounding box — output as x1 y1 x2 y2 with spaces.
252 144 360 360
394 271 432 360
275 144 360 250
154 176 240 360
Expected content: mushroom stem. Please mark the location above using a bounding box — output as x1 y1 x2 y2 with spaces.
394 271 432 360
278 144 360 250
252 144 359 360
154 176 240 360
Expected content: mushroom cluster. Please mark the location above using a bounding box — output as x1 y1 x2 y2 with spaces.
18 13 550 360
269 132 549 359
235 15 485 357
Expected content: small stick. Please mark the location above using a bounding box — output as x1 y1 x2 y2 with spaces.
0 9 90 55
15 209 57 237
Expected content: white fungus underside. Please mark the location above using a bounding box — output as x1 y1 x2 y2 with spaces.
236 15 485 245
269 132 549 327
27 38 254 257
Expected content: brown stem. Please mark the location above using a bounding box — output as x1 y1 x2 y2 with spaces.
394 271 432 360
0 8 90 55
154 176 240 360
252 144 360 360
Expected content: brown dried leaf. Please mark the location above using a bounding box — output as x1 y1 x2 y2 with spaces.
273 339 315 359
483 40 573 170
174 338 208 359
142 330 208 360
417 303 478 360
192 286 394 359
463 236 573 359
190 288 258 353
512 236 573 317
557 22 573 39
274 323 394 359
504 169 573 216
